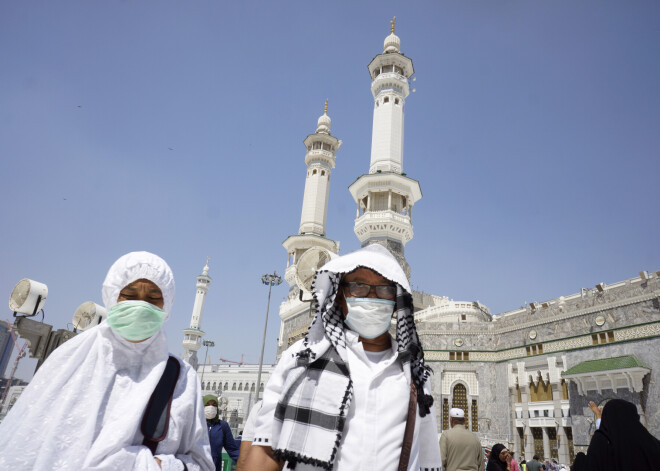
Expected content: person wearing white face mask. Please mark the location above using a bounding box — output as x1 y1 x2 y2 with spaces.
0 251 213 471
203 394 240 468
245 244 441 471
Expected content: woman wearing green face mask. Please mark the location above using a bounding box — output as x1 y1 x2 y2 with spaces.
0 251 214 471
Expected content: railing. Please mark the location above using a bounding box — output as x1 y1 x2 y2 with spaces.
305 149 334 161
355 210 410 225
373 71 407 84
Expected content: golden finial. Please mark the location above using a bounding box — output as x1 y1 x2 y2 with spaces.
324 99 328 115
205 256 210 267
390 16 396 34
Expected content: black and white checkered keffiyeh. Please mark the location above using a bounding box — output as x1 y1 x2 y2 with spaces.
271 245 433 470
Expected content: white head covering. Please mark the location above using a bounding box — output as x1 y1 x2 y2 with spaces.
0 252 213 470
319 243 410 292
102 251 176 315
450 407 465 418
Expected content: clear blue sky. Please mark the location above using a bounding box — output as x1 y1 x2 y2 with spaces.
2 1 658 380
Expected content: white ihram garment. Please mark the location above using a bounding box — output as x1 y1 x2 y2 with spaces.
242 400 262 442
0 324 212 470
0 251 213 470
254 330 440 470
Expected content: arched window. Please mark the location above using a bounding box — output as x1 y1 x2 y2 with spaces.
260 383 264 392
238 383 243 391
206 382 211 391
232 382 236 391
383 96 389 104
224 382 229 391
395 98 400 105
212 382 216 390
321 170 325 176
312 169 317 175
251 383 255 392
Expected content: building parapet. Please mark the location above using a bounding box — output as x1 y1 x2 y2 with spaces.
423 321 660 363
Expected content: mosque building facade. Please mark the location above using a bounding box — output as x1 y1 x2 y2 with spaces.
274 19 660 465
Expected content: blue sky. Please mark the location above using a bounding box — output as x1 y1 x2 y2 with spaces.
1 1 658 380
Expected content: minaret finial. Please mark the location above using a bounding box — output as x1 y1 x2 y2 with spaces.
205 256 210 267
324 99 328 115
390 16 396 34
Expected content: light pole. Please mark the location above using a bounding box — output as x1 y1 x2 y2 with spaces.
255 271 282 405
200 339 215 388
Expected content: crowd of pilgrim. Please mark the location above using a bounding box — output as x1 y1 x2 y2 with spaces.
0 248 657 470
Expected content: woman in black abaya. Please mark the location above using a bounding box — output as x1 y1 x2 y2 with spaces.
571 399 660 471
486 443 511 471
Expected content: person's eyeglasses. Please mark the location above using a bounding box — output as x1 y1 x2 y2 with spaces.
341 282 396 300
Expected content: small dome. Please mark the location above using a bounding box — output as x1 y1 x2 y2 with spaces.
384 33 400 53
316 113 331 134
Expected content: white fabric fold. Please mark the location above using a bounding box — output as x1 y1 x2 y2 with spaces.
318 243 410 293
0 324 212 470
102 251 176 316
0 251 212 470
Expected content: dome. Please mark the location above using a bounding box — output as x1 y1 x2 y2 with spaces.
316 106 331 134
384 32 400 53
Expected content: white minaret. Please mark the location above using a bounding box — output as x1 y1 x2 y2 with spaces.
182 258 211 369
282 102 341 299
348 18 422 278
298 100 341 236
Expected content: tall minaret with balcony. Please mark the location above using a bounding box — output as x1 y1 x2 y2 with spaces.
282 101 341 298
182 258 211 369
348 18 422 278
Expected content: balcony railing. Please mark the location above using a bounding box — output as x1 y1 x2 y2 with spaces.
355 210 410 225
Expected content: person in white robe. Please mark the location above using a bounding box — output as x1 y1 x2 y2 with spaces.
0 251 213 471
245 244 442 471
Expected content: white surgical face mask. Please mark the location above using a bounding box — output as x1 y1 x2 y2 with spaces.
344 297 395 339
204 405 218 420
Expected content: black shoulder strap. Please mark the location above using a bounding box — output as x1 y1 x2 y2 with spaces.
141 355 181 455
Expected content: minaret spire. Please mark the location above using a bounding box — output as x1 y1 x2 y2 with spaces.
282 102 342 298
348 20 422 278
182 259 212 369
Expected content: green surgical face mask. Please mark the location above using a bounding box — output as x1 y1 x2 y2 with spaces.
106 300 167 341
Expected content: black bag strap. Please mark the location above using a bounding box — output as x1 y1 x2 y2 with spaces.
141 355 181 455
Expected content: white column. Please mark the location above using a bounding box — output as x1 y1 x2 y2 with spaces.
542 427 551 461
558 426 571 465
524 425 534 459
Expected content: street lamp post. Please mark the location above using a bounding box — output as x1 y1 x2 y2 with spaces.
255 271 282 406
200 339 215 388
